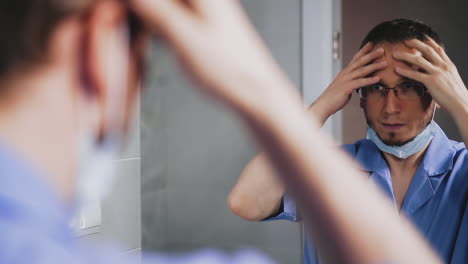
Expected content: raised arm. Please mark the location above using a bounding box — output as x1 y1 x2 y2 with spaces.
228 152 284 221
229 41 387 221
131 1 441 263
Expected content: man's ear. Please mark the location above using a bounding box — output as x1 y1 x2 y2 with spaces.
81 0 127 139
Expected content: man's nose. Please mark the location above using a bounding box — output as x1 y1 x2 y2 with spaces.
383 89 401 115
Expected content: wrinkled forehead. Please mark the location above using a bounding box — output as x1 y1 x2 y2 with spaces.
370 41 423 85
372 41 421 65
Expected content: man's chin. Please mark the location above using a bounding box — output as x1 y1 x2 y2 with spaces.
380 136 415 147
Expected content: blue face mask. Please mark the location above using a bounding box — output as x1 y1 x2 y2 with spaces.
366 105 437 159
366 120 436 159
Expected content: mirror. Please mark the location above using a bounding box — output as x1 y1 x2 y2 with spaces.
95 1 468 264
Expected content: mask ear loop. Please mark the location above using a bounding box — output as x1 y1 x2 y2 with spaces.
431 104 437 121
100 22 132 150
72 22 133 228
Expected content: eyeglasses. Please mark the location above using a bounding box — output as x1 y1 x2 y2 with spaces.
357 81 427 101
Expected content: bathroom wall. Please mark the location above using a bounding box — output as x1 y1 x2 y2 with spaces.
140 1 303 263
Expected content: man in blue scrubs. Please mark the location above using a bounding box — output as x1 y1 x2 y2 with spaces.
230 19 468 264
0 0 455 263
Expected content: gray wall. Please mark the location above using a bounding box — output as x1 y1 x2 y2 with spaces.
342 0 468 143
140 1 303 263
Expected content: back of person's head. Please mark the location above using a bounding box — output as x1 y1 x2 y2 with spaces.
0 0 145 203
0 0 93 80
360 18 443 48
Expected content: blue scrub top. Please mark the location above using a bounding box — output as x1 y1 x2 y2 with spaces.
268 122 468 264
0 143 274 264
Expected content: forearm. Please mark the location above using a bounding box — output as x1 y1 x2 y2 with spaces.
229 153 285 221
229 96 332 221
237 77 441 264
306 98 333 127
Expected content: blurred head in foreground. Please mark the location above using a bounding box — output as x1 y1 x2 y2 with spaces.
0 0 145 204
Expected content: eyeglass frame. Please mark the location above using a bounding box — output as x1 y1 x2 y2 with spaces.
356 80 428 100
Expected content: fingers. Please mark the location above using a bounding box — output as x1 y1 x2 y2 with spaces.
425 37 451 63
187 0 228 17
349 76 380 91
404 39 444 66
395 66 427 84
392 51 436 74
349 60 387 80
347 48 384 73
130 0 198 43
349 42 374 65
340 43 385 92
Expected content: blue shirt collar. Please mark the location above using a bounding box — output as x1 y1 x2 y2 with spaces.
0 142 74 242
355 122 455 176
354 139 384 173
421 123 456 176
354 122 456 214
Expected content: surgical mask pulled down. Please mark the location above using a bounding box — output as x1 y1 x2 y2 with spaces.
75 23 132 214
366 107 437 159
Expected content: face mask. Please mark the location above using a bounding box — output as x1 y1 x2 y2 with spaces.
74 24 131 219
76 133 120 207
73 130 123 230
366 107 437 159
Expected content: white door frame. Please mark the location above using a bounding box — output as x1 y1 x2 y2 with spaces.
301 0 342 143
300 1 342 261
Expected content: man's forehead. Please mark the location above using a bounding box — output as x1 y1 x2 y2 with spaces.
372 41 416 51
372 41 421 62
368 41 423 85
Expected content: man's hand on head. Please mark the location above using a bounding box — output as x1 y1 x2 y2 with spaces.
393 37 468 116
129 0 302 117
309 42 387 124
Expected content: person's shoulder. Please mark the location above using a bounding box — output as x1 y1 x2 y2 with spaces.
450 139 467 152
341 138 373 156
0 215 68 264
448 139 468 162
446 140 468 190
0 224 133 264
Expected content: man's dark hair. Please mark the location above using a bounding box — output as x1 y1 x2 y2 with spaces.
360 18 443 48
0 1 92 79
